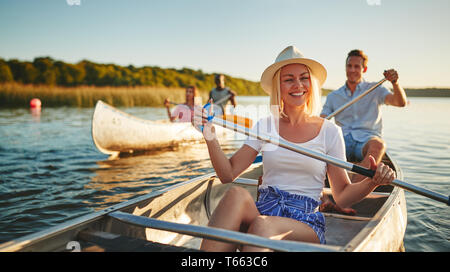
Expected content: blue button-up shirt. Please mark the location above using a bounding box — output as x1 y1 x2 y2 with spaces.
321 79 391 143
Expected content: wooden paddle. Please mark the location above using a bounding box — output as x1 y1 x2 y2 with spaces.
169 93 252 128
204 114 449 206
220 114 253 128
195 97 254 130
326 78 387 120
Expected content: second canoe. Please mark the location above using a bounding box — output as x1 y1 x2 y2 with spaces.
91 100 231 156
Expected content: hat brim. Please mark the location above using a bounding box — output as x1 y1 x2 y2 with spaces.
260 58 327 95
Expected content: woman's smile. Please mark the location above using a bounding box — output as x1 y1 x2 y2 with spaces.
289 91 307 97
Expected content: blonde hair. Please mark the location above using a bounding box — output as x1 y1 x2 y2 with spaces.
269 66 322 117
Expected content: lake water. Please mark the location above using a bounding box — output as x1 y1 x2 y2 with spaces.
0 96 449 251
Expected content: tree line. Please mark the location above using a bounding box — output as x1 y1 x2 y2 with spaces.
2 57 448 98
0 57 265 95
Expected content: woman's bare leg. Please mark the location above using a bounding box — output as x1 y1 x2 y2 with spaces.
242 215 320 252
200 186 260 252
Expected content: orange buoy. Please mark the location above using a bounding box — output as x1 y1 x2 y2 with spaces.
30 98 42 108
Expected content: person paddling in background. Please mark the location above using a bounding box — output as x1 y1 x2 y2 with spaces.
320 50 407 184
194 46 395 251
164 85 198 122
209 74 237 115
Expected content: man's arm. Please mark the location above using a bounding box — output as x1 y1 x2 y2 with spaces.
383 69 407 107
228 89 237 107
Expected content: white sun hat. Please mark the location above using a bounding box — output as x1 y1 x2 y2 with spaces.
260 46 327 95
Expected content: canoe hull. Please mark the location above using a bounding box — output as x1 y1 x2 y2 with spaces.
0 153 406 252
92 100 230 156
351 188 407 251
350 152 407 252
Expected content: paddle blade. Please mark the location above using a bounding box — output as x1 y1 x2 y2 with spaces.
220 114 253 128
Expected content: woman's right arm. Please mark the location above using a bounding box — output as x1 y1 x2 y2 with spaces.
205 136 258 183
195 105 258 183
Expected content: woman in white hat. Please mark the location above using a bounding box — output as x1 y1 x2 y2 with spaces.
195 46 395 251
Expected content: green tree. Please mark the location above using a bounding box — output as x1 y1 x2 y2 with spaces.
1 57 266 95
7 60 39 84
80 60 105 85
33 57 58 85
0 59 13 83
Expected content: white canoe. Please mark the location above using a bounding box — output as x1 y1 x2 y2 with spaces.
0 152 407 252
92 100 230 156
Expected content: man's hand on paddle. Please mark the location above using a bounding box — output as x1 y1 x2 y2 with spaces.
383 69 399 84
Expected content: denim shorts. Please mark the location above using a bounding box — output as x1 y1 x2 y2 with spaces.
344 133 366 162
255 186 326 244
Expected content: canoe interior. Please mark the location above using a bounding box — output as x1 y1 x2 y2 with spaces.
0 153 406 252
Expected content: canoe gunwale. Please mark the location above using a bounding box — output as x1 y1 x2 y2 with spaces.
0 172 218 252
341 186 404 251
342 151 406 252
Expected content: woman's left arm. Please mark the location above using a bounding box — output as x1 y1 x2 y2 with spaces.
327 156 396 208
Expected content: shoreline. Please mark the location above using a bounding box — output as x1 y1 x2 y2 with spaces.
1 83 449 108
0 83 209 108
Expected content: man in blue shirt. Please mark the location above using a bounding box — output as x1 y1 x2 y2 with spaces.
321 49 407 183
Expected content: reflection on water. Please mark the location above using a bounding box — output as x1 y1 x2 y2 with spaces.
30 108 41 122
89 144 210 207
89 137 241 209
382 98 450 251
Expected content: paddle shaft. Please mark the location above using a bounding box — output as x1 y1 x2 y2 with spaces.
169 93 232 107
326 79 387 120
208 117 450 206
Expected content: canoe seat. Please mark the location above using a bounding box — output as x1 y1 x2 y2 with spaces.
324 216 370 247
77 229 199 252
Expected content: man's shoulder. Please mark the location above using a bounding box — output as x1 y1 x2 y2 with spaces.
326 84 346 98
335 83 347 92
210 87 229 93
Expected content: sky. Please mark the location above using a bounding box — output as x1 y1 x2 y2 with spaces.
1 0 449 89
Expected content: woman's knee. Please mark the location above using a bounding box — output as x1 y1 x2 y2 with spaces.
212 186 259 228
368 138 386 151
247 216 275 237
215 186 257 217
223 186 254 206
